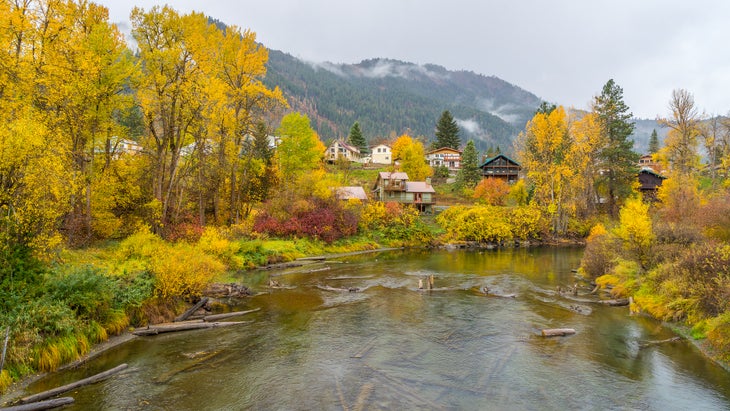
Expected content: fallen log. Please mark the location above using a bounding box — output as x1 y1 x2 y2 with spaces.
132 321 250 336
155 351 222 384
174 297 209 322
639 336 681 349
2 397 75 411
20 364 128 404
200 308 260 322
597 298 630 306
541 328 576 337
316 285 360 293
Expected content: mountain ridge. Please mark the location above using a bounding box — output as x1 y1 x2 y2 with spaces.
263 50 544 152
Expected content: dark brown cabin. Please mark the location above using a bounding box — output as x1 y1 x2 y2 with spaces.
638 168 666 200
479 154 521 183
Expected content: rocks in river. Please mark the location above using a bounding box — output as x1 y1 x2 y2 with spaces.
204 282 251 298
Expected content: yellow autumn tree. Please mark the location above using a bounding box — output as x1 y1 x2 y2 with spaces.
517 106 573 234
132 7 212 231
568 112 605 219
392 134 432 181
614 196 654 268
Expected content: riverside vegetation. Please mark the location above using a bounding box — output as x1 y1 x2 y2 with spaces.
2 1 730 395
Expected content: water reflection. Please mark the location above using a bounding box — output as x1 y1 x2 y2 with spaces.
22 248 730 410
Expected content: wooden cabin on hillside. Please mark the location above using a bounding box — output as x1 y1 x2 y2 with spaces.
638 168 666 200
372 172 435 212
479 154 521 183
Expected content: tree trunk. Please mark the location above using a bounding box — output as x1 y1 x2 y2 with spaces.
19 364 128 404
132 320 249 336
2 397 75 411
174 297 209 322
541 328 576 337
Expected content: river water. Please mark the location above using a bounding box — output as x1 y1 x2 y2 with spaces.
22 248 730 410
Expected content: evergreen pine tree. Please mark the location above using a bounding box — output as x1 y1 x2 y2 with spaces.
348 121 368 155
593 79 639 218
456 140 481 188
648 129 660 154
435 110 461 149
252 121 274 164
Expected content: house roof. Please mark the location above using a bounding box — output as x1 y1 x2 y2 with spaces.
330 139 360 153
479 154 521 168
427 147 462 155
405 181 435 193
378 171 409 180
639 167 666 179
335 186 368 201
372 144 391 149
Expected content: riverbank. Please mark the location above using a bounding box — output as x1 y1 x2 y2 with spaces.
1 333 138 405
669 324 730 373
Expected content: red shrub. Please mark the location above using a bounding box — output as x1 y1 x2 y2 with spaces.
253 197 359 243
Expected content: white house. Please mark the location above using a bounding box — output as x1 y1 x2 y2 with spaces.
370 144 392 165
326 140 361 162
426 147 462 170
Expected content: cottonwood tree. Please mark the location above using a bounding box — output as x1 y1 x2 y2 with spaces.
517 106 573 234
659 89 701 177
699 115 721 185
276 112 325 197
392 135 432 181
132 6 211 231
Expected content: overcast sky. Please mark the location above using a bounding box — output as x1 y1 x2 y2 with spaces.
99 0 730 119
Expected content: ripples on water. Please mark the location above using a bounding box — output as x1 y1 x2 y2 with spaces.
22 248 730 410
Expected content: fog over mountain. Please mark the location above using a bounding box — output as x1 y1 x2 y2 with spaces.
264 50 544 153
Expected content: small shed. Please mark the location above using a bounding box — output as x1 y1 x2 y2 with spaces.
335 186 368 202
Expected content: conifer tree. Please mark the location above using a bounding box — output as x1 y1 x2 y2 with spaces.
648 129 660 154
435 110 461 149
348 121 368 154
592 79 639 218
456 140 481 188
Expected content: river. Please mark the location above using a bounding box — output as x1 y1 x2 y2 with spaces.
22 248 730 410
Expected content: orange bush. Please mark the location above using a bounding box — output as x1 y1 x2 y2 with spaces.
473 178 510 205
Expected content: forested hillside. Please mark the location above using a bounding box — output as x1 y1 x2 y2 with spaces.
263 51 543 152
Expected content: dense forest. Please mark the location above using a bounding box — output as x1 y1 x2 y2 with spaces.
263 50 540 151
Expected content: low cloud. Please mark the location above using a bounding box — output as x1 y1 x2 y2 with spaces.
303 60 347 77
477 98 522 124
300 58 449 81
455 118 482 134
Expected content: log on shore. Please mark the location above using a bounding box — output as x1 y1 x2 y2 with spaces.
541 328 576 337
200 308 260 322
174 297 209 322
132 321 250 336
2 397 75 411
598 298 630 306
20 364 128 404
